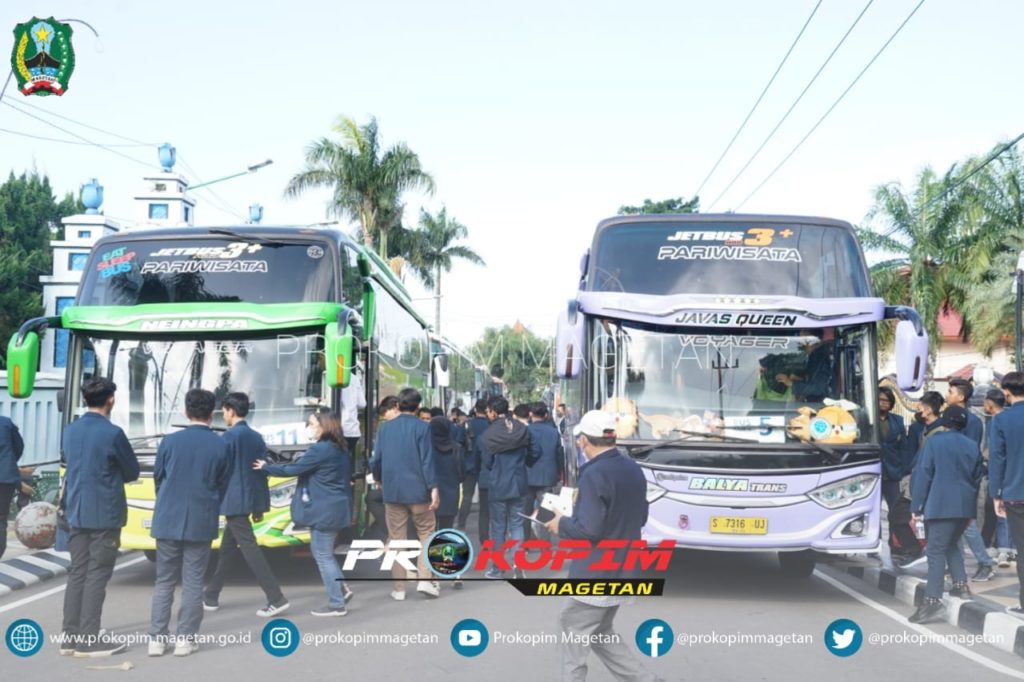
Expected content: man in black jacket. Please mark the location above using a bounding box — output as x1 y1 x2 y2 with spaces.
545 410 661 682
481 396 535 579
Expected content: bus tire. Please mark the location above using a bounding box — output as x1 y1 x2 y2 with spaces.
778 550 815 577
144 550 157 562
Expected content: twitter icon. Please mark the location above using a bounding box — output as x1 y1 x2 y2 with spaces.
824 619 863 657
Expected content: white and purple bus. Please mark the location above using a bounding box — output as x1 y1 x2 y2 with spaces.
555 214 928 576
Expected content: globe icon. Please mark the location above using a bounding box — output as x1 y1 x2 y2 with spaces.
8 622 41 655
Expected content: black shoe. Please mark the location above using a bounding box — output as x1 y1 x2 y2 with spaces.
1006 605 1024 618
949 583 971 599
59 633 76 656
73 637 127 658
202 594 219 612
898 554 927 569
971 565 995 582
909 600 944 624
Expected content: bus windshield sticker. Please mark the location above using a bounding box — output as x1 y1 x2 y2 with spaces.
307 245 324 259
140 259 269 274
97 246 137 279
673 312 799 327
148 242 263 259
656 245 802 262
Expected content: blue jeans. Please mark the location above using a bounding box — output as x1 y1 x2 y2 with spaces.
924 519 969 600
489 497 526 564
310 529 345 609
957 520 995 567
996 517 1018 552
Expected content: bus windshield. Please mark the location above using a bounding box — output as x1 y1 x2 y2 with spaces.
590 221 871 298
71 333 326 447
78 238 336 305
590 320 876 445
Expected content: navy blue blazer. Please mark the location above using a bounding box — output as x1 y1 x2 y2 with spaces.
879 413 907 482
0 416 24 485
369 414 436 505
481 418 537 501
557 448 649 579
220 420 271 516
964 411 983 448
911 430 982 519
527 420 564 488
989 402 1024 503
62 412 139 530
467 416 489 485
151 424 231 542
263 440 351 531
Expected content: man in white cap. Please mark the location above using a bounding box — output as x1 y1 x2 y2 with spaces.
545 410 662 682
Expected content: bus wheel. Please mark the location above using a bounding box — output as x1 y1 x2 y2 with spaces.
144 550 157 562
778 550 816 577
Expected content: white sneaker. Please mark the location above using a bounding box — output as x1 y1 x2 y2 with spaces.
256 601 290 618
998 552 1011 568
173 639 198 657
416 580 440 598
148 639 166 657
390 590 406 601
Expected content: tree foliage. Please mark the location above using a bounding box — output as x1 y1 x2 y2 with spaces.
0 171 81 365
468 325 552 404
618 196 699 215
284 116 434 257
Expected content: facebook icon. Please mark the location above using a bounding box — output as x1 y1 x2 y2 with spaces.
634 619 674 658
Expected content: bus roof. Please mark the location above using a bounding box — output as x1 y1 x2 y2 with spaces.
593 213 857 237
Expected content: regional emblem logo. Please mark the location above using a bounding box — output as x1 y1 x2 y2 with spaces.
11 17 76 96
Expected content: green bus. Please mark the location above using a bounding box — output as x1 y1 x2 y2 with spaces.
6 226 445 551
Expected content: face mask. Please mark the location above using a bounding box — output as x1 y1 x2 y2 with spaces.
306 426 318 441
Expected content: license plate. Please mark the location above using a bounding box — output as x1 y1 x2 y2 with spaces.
709 516 768 534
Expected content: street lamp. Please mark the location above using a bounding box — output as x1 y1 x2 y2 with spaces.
188 159 273 190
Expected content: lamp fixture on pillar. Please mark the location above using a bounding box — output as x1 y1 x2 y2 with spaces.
81 178 103 214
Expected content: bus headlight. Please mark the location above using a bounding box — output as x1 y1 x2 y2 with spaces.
807 474 877 509
269 480 296 508
646 480 667 503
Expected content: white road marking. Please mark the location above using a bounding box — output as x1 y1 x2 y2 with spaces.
0 556 147 614
814 569 1024 680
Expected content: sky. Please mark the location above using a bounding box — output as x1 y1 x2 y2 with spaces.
2 0 1022 348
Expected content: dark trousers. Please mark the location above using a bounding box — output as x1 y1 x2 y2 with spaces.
62 528 120 638
437 514 455 529
150 539 212 639
0 482 15 560
478 487 490 544
888 497 921 557
924 518 969 599
364 485 388 540
205 515 284 605
982 494 998 547
1005 503 1024 607
456 473 478 529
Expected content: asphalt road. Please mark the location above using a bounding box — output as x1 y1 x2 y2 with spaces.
2 545 1023 681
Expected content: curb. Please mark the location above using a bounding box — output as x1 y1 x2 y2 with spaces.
841 563 1024 658
0 548 71 597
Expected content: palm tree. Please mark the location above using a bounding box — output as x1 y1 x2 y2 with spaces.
402 208 485 335
961 145 1024 355
858 165 972 355
284 116 435 257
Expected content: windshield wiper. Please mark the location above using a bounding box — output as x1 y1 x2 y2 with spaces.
631 429 761 456
207 228 309 246
784 430 843 465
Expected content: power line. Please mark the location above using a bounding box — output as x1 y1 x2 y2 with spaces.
694 0 823 198
1 100 156 170
735 0 927 211
707 0 875 211
6 98 155 146
0 125 148 147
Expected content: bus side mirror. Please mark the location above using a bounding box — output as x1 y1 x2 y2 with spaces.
556 300 585 379
433 354 450 388
894 320 928 391
325 321 354 388
7 331 40 398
